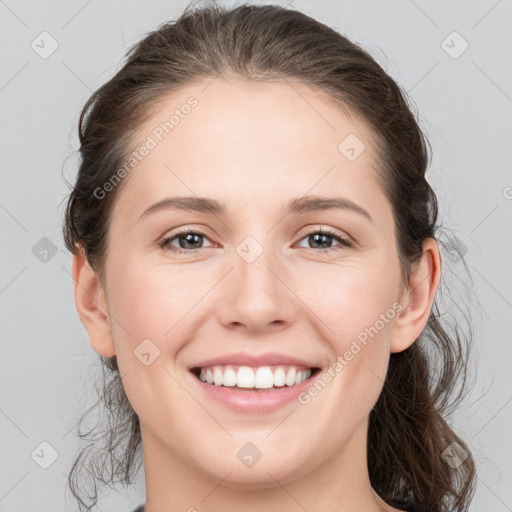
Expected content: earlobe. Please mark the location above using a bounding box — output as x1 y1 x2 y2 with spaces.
390 238 441 353
71 247 116 357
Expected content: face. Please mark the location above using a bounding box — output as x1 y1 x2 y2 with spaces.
93 78 411 489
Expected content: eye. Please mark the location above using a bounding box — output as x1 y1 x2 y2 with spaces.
158 226 353 255
159 229 214 253
295 227 353 252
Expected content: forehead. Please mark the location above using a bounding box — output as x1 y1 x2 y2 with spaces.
111 78 387 223
136 77 375 159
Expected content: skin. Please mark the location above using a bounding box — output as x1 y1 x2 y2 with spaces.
72 78 441 512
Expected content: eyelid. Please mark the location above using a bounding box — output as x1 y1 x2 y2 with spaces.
294 225 354 246
158 226 216 250
159 224 215 242
158 224 355 254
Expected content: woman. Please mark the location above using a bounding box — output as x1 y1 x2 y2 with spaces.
62 3 476 511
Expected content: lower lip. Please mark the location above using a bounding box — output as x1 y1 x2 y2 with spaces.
188 370 317 414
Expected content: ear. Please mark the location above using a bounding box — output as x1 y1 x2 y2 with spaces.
390 238 441 353
71 247 116 357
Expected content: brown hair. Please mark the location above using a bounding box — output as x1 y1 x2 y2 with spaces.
62 2 476 510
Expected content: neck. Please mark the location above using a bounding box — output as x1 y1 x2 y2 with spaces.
141 417 393 512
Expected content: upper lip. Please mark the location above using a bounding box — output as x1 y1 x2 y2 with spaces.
189 352 319 369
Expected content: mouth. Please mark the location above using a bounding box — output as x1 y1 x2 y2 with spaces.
189 364 321 392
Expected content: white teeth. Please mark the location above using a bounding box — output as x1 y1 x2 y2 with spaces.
285 367 296 386
254 367 274 389
237 366 254 388
196 364 312 389
273 367 286 387
222 365 237 387
213 367 223 386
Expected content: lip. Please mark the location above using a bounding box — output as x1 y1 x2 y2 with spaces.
188 367 320 414
189 351 318 369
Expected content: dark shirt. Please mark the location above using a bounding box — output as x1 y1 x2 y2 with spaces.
131 503 433 511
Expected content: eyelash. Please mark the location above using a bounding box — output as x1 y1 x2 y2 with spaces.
158 227 354 255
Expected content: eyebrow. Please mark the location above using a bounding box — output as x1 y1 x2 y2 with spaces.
139 195 373 223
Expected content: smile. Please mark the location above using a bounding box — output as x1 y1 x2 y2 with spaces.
191 364 317 390
188 364 321 413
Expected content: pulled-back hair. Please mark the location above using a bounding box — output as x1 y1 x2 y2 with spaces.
62 2 476 510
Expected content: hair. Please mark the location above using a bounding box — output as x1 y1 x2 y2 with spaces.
62 2 477 511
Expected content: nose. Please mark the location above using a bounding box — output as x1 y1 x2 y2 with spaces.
215 240 298 335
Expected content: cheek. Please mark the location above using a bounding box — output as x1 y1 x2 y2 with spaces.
107 256 198 340
297 259 401 349
103 260 197 421
296 259 401 409
301 285 398 437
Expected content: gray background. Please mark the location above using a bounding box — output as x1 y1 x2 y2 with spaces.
1 0 511 510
